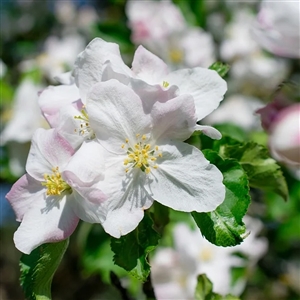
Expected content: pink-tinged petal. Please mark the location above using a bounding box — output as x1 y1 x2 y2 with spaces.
14 195 79 254
129 78 179 114
73 38 131 102
70 190 107 224
38 84 80 127
165 68 227 121
195 125 222 140
26 128 74 181
6 174 44 221
131 46 169 84
150 93 196 142
146 141 225 212
63 141 105 186
87 80 151 153
102 62 131 85
56 103 87 149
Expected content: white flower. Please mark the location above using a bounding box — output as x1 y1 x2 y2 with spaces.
6 128 107 254
0 78 47 176
151 217 268 298
126 0 215 68
203 94 264 130
252 0 300 58
67 80 225 238
73 38 226 133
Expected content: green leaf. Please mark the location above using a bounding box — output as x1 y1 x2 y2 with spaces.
192 150 250 247
195 274 241 300
111 212 161 282
223 142 289 201
20 239 69 300
209 62 230 78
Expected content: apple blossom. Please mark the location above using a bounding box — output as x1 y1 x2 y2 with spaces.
68 79 225 238
0 78 47 176
252 0 300 59
73 38 227 131
151 217 268 298
125 0 215 68
6 128 107 254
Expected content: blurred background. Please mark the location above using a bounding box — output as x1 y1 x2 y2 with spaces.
0 0 299 299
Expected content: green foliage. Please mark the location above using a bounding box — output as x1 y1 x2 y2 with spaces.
195 274 240 300
200 129 289 201
192 150 250 246
209 62 230 78
20 239 69 300
222 142 289 201
111 212 161 282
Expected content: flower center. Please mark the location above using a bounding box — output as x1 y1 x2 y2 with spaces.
41 167 71 196
121 134 162 174
162 81 170 88
169 49 183 64
74 107 95 139
198 246 213 262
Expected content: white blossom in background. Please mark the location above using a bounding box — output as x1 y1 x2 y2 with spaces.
0 78 47 176
203 94 264 130
0 59 7 78
220 8 290 93
252 0 300 59
36 34 86 81
126 0 215 68
151 217 268 298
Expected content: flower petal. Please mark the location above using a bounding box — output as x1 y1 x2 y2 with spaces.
73 38 131 102
6 174 43 221
87 80 151 153
131 45 169 84
165 68 227 121
150 93 197 142
38 84 80 127
26 128 74 181
13 195 79 254
146 141 225 212
195 125 222 140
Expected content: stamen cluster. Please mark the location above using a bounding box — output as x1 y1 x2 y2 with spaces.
122 134 162 174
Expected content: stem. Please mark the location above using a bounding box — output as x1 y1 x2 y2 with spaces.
142 275 156 300
110 271 133 300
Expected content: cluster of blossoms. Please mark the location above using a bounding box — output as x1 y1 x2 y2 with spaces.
151 217 268 299
6 38 227 254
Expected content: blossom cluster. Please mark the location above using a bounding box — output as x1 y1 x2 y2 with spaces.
6 38 227 254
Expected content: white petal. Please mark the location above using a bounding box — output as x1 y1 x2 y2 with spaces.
70 189 107 224
14 195 79 254
26 128 74 181
38 84 80 127
131 45 169 84
6 174 44 221
146 141 225 212
165 68 227 121
150 93 197 142
87 80 151 153
73 38 131 102
63 141 105 186
195 125 222 140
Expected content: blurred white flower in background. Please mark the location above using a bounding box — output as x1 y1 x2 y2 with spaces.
220 8 290 94
151 216 268 298
252 0 300 59
204 94 264 130
0 59 7 78
126 0 215 68
0 79 47 176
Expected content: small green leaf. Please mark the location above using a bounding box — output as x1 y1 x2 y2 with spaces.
20 239 69 300
223 142 289 201
195 274 241 300
192 150 250 247
209 62 230 78
111 212 161 282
